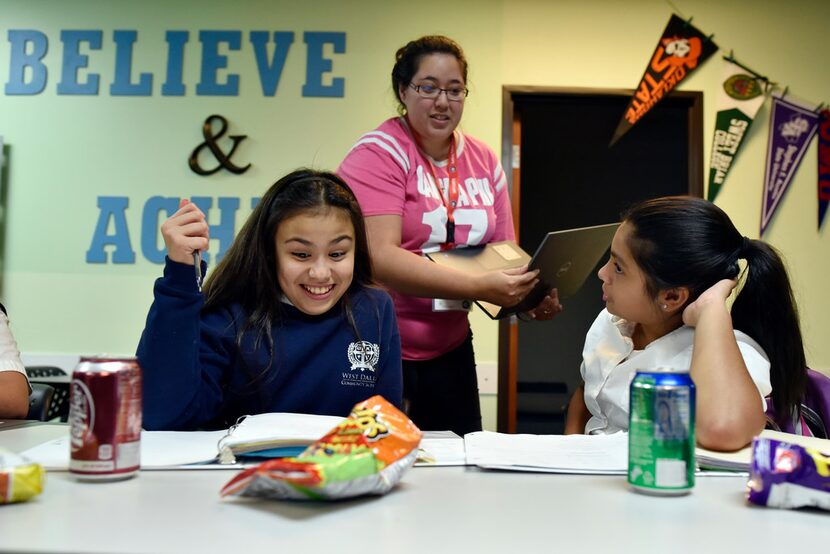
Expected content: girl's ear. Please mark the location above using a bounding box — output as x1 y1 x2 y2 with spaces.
658 287 690 314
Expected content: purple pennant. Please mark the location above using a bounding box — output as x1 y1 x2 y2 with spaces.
760 95 820 236
818 109 830 229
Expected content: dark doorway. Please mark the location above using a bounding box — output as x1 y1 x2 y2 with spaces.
497 87 703 434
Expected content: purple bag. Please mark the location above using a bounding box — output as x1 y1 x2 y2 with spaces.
747 437 830 510
765 369 830 439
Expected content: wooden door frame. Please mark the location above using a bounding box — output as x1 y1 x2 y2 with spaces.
497 86 704 433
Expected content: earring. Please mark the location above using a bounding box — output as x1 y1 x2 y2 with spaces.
662 304 668 310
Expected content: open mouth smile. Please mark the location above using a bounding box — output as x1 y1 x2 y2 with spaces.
302 284 334 297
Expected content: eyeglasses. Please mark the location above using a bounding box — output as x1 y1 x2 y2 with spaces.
409 83 469 102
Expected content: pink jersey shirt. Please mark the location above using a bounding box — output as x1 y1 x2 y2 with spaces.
338 117 515 360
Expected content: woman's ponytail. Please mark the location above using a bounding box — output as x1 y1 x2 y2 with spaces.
731 239 807 426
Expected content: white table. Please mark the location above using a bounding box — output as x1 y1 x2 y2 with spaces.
1 424 827 554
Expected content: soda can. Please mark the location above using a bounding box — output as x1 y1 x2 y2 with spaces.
69 356 142 481
628 367 695 495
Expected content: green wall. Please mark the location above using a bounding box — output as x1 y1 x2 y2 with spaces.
2 1 828 432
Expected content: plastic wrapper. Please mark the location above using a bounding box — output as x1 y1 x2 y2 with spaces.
747 437 830 511
220 395 422 501
0 448 45 504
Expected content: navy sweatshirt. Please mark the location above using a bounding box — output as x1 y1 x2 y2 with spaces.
137 259 402 430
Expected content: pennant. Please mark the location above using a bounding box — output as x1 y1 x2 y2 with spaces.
611 14 718 145
819 109 830 229
707 59 769 201
760 95 820 236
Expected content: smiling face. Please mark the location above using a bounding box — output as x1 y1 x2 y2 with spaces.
398 53 465 158
597 222 661 324
275 208 355 316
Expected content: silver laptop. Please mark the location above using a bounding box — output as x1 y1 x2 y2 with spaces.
426 222 619 319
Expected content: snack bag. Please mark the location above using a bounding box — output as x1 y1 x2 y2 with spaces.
747 437 830 510
0 448 45 504
220 395 421 500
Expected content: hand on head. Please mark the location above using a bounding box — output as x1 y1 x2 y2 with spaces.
681 278 737 328
161 198 210 265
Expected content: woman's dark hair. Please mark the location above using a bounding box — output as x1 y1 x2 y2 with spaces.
202 169 374 393
622 196 807 427
391 35 468 115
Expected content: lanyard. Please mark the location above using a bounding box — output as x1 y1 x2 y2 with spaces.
407 119 459 250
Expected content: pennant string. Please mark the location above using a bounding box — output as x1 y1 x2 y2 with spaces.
663 0 687 20
721 54 774 86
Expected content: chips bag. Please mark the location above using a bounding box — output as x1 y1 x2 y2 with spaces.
0 448 45 504
220 395 421 500
747 437 830 510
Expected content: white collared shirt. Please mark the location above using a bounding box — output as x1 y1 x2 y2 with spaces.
580 309 771 434
0 312 27 376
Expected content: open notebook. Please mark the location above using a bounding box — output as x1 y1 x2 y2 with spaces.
463 429 830 474
21 412 462 469
21 412 343 470
695 429 830 471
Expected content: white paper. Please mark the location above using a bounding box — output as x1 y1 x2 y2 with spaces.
21 430 227 470
464 431 628 474
20 412 344 471
416 437 466 466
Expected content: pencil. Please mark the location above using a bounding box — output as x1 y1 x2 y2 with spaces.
193 251 202 292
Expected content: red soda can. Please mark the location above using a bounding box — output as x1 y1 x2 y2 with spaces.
69 356 142 481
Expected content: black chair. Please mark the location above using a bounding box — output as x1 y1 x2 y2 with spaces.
25 366 70 422
27 383 56 421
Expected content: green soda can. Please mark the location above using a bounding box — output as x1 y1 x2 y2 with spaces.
628 367 696 495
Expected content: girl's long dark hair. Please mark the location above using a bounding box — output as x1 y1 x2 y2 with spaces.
201 169 374 393
623 196 807 427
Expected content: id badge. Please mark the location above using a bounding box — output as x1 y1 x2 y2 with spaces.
432 298 473 312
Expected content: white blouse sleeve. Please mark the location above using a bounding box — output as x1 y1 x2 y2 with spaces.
0 313 26 374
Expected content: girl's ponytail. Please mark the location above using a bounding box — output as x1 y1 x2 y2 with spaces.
731 239 807 426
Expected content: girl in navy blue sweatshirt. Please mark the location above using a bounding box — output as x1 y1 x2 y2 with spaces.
138 170 402 430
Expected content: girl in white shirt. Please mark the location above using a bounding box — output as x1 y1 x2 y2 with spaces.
565 197 807 451
0 303 30 418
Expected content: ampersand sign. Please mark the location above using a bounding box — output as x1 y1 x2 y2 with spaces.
189 114 251 176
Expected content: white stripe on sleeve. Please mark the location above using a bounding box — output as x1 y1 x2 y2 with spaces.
493 162 507 191
346 131 410 172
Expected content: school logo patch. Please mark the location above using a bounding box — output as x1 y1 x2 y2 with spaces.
347 341 380 372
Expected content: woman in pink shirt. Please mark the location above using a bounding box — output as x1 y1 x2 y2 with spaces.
339 36 560 434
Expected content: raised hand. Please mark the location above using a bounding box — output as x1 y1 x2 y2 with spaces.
160 199 209 265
